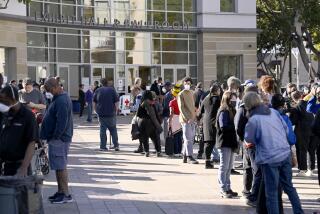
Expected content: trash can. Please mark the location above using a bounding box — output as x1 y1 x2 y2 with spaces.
0 176 44 214
72 100 80 114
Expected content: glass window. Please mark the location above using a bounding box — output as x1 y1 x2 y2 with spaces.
152 39 160 51
82 36 90 49
91 37 115 50
152 12 165 23
58 49 80 62
62 5 76 17
57 35 80 49
220 0 236 12
49 64 57 77
114 9 130 23
49 49 56 62
114 0 130 10
27 48 48 62
57 28 80 34
184 13 196 26
82 50 90 63
152 52 161 64
177 68 187 82
29 2 42 16
153 0 165 10
91 50 115 63
162 33 188 39
162 39 188 52
167 12 182 24
83 6 94 17
27 32 48 47
189 66 197 78
126 37 151 51
130 10 146 22
62 0 76 4
189 53 197 65
164 68 174 83
217 55 241 83
189 40 197 52
116 52 125 64
162 52 188 64
49 34 56 47
126 51 151 64
167 0 182 11
95 2 111 23
27 26 47 32
130 0 145 10
184 0 195 12
45 3 60 16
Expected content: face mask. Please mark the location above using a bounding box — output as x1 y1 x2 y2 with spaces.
230 101 237 108
45 92 53 99
162 88 167 94
0 103 10 113
184 85 191 90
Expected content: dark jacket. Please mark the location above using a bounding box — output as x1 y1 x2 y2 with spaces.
216 109 238 149
78 89 85 105
150 82 161 96
40 92 73 142
136 101 162 133
197 95 220 142
162 92 174 118
194 88 204 109
234 103 248 142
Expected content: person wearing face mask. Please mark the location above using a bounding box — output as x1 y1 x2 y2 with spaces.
19 78 46 114
177 77 199 164
0 85 38 177
216 91 239 198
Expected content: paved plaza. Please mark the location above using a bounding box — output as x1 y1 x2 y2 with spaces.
42 116 320 214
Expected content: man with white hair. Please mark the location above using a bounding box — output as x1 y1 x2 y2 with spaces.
244 92 303 214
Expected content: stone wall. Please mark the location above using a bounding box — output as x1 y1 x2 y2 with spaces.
0 19 27 81
198 32 257 88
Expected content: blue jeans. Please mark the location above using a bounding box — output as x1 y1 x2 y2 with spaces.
99 116 119 149
212 147 220 160
262 155 304 214
87 102 92 121
218 147 234 192
181 122 195 156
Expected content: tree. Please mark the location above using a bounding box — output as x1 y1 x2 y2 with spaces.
257 0 320 82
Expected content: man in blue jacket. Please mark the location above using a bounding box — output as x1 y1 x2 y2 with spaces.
244 92 303 214
41 78 73 204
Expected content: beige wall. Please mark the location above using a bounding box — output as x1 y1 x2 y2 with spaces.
199 32 257 89
0 20 27 82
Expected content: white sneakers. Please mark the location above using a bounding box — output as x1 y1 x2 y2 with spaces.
296 170 314 177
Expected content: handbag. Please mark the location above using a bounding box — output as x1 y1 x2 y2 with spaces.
165 129 175 156
131 116 140 140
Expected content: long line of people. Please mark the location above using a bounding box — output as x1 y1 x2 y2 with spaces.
131 75 319 213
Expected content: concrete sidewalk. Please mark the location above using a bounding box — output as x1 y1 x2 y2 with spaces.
42 116 320 214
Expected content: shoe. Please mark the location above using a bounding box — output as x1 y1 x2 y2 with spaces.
98 148 108 152
227 190 238 197
187 156 199 164
145 152 150 157
134 148 143 153
51 194 73 204
231 169 241 175
296 170 308 177
48 192 63 202
183 155 187 163
220 191 233 198
114 147 120 152
211 159 220 163
109 146 115 150
306 169 314 177
235 163 244 169
246 199 257 207
205 160 214 169
197 154 203 159
156 152 162 157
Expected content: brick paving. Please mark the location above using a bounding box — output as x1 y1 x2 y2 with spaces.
42 116 320 214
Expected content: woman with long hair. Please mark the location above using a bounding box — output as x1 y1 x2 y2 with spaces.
197 83 221 169
216 91 239 198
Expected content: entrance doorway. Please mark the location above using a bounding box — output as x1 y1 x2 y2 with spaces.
92 65 115 86
162 66 188 83
126 66 161 93
27 64 49 83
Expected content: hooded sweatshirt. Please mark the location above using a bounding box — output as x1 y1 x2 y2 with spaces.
245 104 290 165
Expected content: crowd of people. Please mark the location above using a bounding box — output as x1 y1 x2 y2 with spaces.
0 72 319 212
130 75 320 214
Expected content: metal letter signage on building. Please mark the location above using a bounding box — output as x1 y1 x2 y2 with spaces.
34 12 189 31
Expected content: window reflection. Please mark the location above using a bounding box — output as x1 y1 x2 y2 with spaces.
27 32 48 47
162 52 188 64
167 0 182 11
130 0 146 10
153 0 165 10
91 50 115 63
58 35 81 49
126 51 151 64
162 39 188 52
184 0 195 12
58 49 80 63
27 48 48 62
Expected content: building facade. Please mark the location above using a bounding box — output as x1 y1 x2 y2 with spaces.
0 0 257 98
